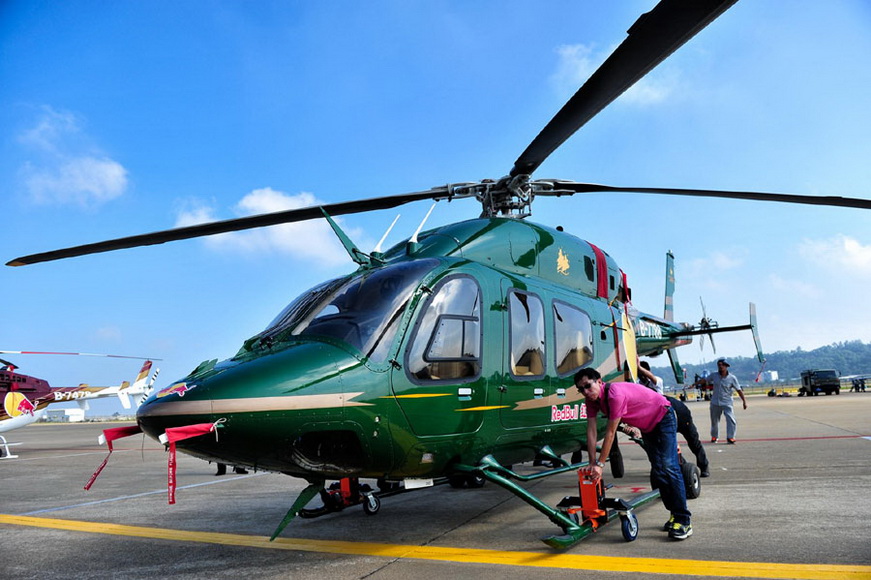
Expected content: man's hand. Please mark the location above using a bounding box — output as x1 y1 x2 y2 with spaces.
583 464 603 479
620 424 641 439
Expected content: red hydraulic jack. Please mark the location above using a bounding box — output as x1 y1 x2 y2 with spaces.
298 477 382 518
550 470 660 547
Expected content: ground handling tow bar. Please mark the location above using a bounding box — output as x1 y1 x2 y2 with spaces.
546 469 660 549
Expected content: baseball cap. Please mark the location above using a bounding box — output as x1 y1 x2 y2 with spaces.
716 357 730 367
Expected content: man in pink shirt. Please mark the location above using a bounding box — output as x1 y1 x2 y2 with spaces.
574 367 692 540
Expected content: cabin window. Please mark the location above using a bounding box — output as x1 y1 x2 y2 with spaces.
252 259 438 362
509 290 545 378
553 300 593 376
584 256 595 282
407 276 481 382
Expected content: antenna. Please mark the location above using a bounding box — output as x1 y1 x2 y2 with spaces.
373 214 400 253
410 204 436 243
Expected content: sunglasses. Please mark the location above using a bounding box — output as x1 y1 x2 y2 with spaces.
577 381 596 392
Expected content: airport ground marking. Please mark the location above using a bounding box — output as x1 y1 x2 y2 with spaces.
19 472 264 516
1 514 869 579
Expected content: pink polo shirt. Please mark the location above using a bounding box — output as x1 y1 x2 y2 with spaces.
585 381 671 433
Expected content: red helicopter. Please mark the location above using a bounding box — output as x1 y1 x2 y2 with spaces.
0 352 158 458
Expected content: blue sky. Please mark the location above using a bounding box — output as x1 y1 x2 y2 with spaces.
2 1 870 413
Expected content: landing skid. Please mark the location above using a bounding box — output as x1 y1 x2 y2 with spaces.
269 476 450 541
270 446 655 548
454 454 660 549
0 435 21 459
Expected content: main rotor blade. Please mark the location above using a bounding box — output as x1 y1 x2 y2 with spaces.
672 324 751 337
511 0 738 178
0 351 160 360
536 181 871 210
7 188 455 267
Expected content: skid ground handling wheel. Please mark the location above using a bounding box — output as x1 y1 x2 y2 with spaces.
620 511 639 541
553 470 658 548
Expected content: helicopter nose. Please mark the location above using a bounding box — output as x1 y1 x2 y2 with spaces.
136 341 368 470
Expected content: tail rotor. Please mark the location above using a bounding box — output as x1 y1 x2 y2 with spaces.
698 297 718 353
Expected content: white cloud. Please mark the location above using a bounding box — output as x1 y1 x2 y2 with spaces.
684 250 744 278
175 198 220 227
551 44 599 97
798 235 871 277
767 273 820 299
175 188 371 266
23 156 128 206
18 107 79 154
551 43 677 105
17 106 129 208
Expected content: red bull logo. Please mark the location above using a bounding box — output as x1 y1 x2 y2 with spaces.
4 392 36 417
156 382 195 398
551 403 587 422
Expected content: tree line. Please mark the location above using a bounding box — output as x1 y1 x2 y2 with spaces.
652 340 871 385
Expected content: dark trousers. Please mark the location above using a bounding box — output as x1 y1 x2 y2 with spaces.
668 396 709 471
641 407 691 525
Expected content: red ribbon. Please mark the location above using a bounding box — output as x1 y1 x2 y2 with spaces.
85 421 221 505
84 425 143 490
161 423 219 504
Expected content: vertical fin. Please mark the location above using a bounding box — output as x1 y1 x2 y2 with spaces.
664 250 675 322
667 348 684 385
749 303 764 362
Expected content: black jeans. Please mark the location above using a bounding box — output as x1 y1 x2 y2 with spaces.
668 396 709 471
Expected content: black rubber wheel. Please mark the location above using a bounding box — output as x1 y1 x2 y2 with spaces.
682 461 702 499
466 474 486 488
362 494 381 515
621 512 639 541
448 474 467 488
448 473 486 488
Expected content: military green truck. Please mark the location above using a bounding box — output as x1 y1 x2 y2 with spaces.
798 369 841 396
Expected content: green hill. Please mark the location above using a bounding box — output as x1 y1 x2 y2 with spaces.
652 340 871 385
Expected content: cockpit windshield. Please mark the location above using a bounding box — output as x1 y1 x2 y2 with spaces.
254 259 438 361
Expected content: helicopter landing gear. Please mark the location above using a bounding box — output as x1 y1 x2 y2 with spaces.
362 492 381 515
554 470 647 547
298 477 377 518
0 435 19 459
453 454 660 550
448 473 486 488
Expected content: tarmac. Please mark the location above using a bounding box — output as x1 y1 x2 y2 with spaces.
1 392 869 580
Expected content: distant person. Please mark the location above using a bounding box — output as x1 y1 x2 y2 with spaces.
709 357 747 444
214 462 249 476
575 367 693 540
638 363 709 477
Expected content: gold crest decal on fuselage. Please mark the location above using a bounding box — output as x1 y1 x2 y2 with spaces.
557 248 570 276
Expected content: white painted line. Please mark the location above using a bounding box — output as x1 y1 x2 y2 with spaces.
19 472 266 516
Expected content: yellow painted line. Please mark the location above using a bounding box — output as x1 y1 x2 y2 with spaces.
457 405 510 412
2 514 869 579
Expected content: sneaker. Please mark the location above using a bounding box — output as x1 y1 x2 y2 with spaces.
661 515 674 532
710 437 718 443
700 469 710 478
727 438 736 444
669 522 693 540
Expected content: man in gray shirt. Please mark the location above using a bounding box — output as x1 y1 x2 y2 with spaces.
709 357 747 444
